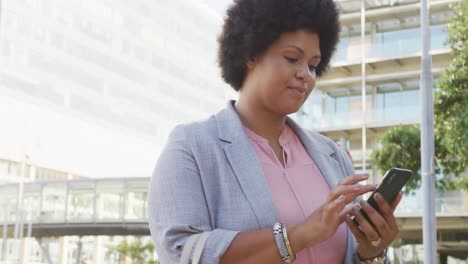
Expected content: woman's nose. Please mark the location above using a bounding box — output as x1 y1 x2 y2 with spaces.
296 64 315 82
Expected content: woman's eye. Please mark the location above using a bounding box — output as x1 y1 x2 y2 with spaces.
308 65 317 72
284 56 298 63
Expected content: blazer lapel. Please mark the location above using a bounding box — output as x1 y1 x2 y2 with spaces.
215 101 278 228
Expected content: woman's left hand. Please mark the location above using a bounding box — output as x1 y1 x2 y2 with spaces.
345 191 403 259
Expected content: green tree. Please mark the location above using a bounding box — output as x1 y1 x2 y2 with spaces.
107 237 158 264
370 125 450 193
371 1 468 191
434 1 468 179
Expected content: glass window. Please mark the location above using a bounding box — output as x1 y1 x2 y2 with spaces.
0 185 18 224
401 90 419 108
376 93 385 109
335 96 350 113
23 184 42 223
125 180 148 220
41 183 66 222
325 94 335 114
67 182 95 222
96 181 124 221
431 24 448 50
383 91 401 108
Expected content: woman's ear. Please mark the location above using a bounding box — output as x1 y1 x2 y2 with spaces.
247 59 256 70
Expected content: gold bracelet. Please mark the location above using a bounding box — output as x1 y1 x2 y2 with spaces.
358 250 386 264
281 225 296 261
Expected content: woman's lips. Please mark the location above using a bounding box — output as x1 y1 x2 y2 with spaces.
288 86 306 98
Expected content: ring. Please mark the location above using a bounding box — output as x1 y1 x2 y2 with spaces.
370 237 381 247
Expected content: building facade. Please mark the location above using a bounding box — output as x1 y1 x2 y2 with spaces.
0 0 228 263
293 0 467 262
0 0 229 183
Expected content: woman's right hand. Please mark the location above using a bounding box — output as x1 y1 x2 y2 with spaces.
291 174 376 249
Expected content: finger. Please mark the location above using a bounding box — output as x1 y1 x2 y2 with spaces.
352 206 381 243
373 193 398 230
324 195 347 223
327 184 376 203
338 204 355 222
359 200 392 238
372 193 393 215
345 214 367 241
342 186 376 204
338 174 369 185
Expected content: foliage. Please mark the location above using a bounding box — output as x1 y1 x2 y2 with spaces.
371 1 468 191
434 0 468 177
370 126 420 192
370 126 453 193
107 237 157 264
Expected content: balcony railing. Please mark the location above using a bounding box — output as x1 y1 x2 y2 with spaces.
333 25 448 64
301 105 420 130
395 195 468 216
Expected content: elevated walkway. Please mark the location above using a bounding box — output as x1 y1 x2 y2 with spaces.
2 178 468 259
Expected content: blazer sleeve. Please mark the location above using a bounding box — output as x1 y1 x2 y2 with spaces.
147 125 239 264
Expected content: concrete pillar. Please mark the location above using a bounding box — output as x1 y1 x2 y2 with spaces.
75 237 82 264
93 236 103 264
411 244 418 263
393 247 402 264
20 237 29 264
1 205 7 261
59 236 68 264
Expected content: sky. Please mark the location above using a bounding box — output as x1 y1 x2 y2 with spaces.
202 0 232 17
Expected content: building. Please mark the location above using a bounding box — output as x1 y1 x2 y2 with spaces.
0 0 229 183
293 0 467 262
0 0 228 262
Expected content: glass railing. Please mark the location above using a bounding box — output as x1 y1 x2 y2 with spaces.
332 25 448 64
300 110 363 130
301 105 420 130
348 149 373 162
0 178 149 225
365 106 420 125
395 194 468 216
2 178 466 226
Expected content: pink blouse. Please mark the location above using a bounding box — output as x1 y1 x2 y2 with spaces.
244 125 347 263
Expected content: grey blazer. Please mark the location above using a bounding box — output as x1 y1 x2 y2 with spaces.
148 101 361 264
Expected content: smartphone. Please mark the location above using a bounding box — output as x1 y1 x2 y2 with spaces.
353 167 413 226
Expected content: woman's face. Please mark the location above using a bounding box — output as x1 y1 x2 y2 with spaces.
242 29 321 116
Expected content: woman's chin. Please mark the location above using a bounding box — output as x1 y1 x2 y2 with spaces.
280 104 303 116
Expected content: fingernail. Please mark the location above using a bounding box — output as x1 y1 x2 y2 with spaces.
338 195 345 200
374 193 381 199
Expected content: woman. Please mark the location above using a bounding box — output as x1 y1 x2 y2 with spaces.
148 0 402 263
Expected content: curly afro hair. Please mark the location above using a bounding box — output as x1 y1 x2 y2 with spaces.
217 0 341 91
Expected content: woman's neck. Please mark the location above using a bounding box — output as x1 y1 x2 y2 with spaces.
234 97 286 143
